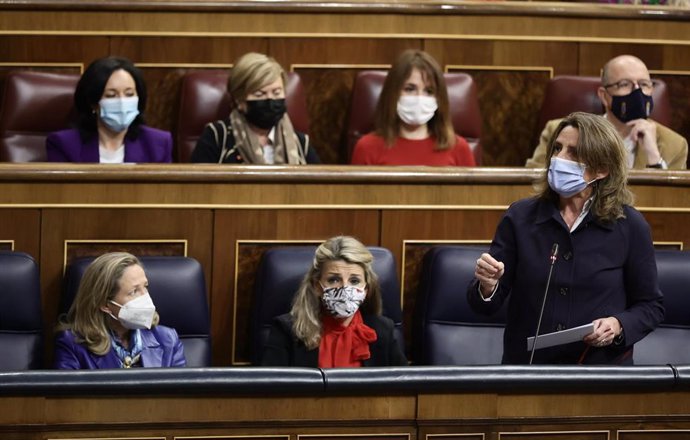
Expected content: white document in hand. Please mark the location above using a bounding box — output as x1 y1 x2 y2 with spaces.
526 323 595 351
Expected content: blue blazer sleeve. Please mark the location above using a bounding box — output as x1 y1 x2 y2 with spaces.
53 330 83 369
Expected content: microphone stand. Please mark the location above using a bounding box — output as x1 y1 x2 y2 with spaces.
529 243 559 365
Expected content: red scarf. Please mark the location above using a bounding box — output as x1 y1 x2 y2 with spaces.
318 311 377 368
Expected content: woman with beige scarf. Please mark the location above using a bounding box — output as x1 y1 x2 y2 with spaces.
191 52 319 164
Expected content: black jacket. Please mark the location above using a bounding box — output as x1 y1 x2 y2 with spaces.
260 313 407 367
190 119 320 164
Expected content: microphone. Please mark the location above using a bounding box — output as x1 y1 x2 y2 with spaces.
529 243 559 365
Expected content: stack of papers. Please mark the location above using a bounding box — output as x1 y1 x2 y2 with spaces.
527 323 594 351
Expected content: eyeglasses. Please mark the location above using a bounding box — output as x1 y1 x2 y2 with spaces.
603 79 655 95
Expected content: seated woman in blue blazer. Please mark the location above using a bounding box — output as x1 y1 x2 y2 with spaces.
261 236 407 367
54 252 185 369
46 56 172 163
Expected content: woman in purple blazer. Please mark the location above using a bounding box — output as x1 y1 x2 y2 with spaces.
54 252 185 369
46 56 172 163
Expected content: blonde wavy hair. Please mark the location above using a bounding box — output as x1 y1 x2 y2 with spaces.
56 252 160 355
535 112 634 222
228 52 287 107
290 236 383 350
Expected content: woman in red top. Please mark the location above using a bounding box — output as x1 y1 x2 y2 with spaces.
261 236 407 367
351 49 475 166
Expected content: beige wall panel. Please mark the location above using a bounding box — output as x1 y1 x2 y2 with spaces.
211 209 380 365
38 208 213 366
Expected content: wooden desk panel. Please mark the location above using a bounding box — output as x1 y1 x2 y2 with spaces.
2 1 690 166
1 165 689 365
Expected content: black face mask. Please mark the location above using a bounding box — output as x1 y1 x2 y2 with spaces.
610 88 654 123
243 98 287 129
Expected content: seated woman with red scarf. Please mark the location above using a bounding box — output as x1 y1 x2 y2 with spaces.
260 236 407 368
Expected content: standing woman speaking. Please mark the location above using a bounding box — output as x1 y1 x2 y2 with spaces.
468 112 664 365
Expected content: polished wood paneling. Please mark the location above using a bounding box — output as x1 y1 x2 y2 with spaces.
5 383 690 439
465 68 552 166
1 166 689 366
0 209 40 259
38 208 213 365
655 72 690 166
2 2 690 165
211 209 380 365
281 38 419 164
64 240 187 266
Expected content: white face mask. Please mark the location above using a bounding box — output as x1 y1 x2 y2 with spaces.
320 284 367 319
108 293 156 330
396 95 438 126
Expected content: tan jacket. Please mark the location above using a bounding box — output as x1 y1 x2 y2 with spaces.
525 118 688 170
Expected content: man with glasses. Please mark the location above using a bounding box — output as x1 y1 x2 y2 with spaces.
526 55 687 169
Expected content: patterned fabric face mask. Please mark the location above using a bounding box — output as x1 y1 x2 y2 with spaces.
320 284 367 319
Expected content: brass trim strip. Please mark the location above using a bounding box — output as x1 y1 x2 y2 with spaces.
2 30 690 46
47 437 165 440
446 64 554 79
649 69 690 76
426 434 485 439
175 436 290 440
498 430 609 439
291 63 391 70
1 204 688 213
298 435 411 439
616 429 690 440
0 204 513 210
0 61 84 73
654 241 684 250
136 63 233 69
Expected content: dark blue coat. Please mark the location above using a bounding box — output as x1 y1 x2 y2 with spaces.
468 197 664 365
54 325 186 369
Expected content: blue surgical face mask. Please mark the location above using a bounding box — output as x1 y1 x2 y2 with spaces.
99 96 140 133
610 88 653 123
548 157 597 198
